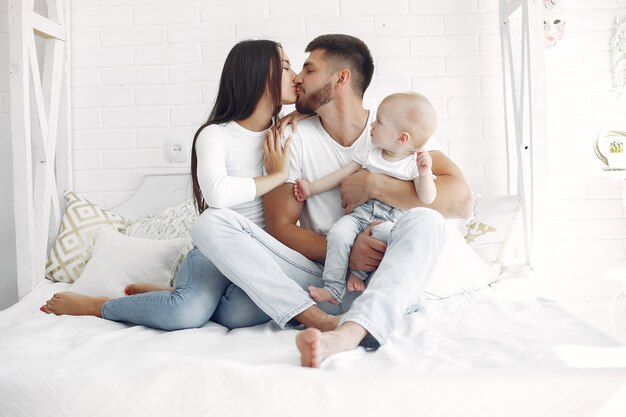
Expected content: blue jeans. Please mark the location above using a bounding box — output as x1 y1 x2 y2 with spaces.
323 199 403 302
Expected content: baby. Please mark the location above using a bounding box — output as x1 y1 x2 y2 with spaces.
293 92 437 304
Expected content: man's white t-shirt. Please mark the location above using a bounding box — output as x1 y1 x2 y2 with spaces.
286 112 440 235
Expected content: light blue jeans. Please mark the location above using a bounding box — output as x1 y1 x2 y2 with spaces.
102 206 445 346
323 199 403 303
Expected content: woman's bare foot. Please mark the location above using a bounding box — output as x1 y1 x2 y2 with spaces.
346 273 365 292
40 292 109 317
124 283 172 295
308 285 338 304
296 322 367 368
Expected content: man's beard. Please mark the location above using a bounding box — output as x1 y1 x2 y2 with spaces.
295 80 334 114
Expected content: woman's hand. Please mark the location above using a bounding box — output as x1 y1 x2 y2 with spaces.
263 127 291 180
277 110 315 137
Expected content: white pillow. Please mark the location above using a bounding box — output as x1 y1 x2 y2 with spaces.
421 221 500 300
71 227 188 299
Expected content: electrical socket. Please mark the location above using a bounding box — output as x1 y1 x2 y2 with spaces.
165 138 188 163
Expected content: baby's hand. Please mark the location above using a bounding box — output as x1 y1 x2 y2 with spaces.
293 179 312 202
415 149 432 176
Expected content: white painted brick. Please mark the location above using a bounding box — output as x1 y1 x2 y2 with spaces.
582 9 622 29
201 83 219 104
545 261 593 281
168 22 234 44
103 149 168 169
554 199 625 219
467 179 505 196
587 178 624 198
479 33 500 54
72 48 133 69
560 10 583 32
411 76 480 97
453 158 484 179
72 109 101 129
410 0 477 14
73 151 102 171
574 0 621 9
72 87 134 109
306 16 376 37
583 52 612 71
443 13 498 34
448 96 503 118
592 259 626 276
71 8 131 29
102 108 170 128
552 219 590 240
133 3 199 25
428 97 447 118
551 180 589 200
481 75 503 96
70 29 100 49
365 76 412 100
134 85 203 106
482 117 505 138
70 0 99 8
448 138 505 159
375 15 443 36
133 45 201 65
552 31 612 54
548 71 613 93
483 155 507 179
135 127 195 148
270 0 338 17
361 37 410 58
73 130 135 150
100 27 165 47
435 118 483 140
201 43 237 63
169 63 223 84
445 55 501 75
588 219 626 239
410 35 479 56
201 1 268 21
555 239 624 261
377 56 444 77
545 53 584 73
340 0 408 15
237 18 305 40
104 0 166 5
100 67 168 86
72 69 100 88
477 0 497 12
0 13 7 33
171 105 209 128
74 170 142 193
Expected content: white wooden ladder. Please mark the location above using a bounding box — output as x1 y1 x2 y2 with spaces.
9 0 72 298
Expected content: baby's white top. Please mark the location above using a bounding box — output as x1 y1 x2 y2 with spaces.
354 147 419 181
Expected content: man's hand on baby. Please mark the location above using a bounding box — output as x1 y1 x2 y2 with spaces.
293 179 311 202
415 149 433 176
348 222 386 272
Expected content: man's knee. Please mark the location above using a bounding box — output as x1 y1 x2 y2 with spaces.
395 208 446 238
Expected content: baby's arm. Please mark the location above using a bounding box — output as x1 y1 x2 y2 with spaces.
293 161 361 202
414 150 437 204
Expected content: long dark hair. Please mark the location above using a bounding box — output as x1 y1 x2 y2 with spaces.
191 39 283 214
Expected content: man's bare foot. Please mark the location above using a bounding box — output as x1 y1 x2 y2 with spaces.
308 285 339 304
40 292 109 317
294 306 342 332
347 273 365 292
296 322 368 368
124 283 172 295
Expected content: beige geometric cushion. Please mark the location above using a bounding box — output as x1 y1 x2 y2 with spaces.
45 191 129 283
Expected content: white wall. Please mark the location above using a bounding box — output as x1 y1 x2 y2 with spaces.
0 0 18 310
63 0 626 282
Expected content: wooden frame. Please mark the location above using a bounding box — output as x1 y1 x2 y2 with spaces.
499 0 548 270
9 0 72 299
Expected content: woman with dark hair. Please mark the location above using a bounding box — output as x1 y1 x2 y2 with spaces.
41 40 339 332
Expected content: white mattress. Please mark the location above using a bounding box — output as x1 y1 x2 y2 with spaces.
2 278 626 417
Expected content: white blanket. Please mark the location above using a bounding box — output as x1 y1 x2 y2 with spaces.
1 280 626 417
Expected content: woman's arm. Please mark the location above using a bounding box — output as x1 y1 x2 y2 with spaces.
340 151 473 219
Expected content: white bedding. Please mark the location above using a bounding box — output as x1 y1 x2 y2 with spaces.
2 278 626 417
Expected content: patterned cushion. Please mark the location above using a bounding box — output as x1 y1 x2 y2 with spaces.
45 191 129 283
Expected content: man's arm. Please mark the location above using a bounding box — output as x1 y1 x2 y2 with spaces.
340 150 473 219
263 183 327 263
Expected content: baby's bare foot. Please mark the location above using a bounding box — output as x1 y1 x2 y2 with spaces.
40 292 109 317
124 283 172 295
308 286 338 304
347 273 365 292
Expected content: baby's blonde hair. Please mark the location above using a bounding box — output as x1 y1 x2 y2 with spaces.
381 92 437 149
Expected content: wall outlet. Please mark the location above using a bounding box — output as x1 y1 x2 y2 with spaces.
165 138 188 163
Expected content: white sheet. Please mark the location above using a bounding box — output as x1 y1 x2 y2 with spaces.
2 278 626 417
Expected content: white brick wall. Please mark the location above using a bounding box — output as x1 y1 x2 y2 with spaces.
66 0 626 280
